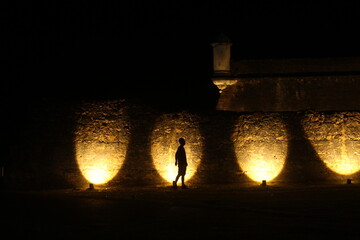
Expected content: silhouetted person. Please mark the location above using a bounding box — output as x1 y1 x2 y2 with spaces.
173 138 188 189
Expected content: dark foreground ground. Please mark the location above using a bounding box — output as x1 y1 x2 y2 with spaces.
1 183 359 239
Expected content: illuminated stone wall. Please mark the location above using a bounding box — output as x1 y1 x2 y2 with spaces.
272 112 360 183
233 114 288 183
303 112 360 177
4 100 360 189
151 113 203 183
75 101 130 185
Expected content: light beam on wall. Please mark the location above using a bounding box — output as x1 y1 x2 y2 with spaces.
76 143 126 184
233 114 287 182
151 114 203 183
75 101 129 185
303 113 360 175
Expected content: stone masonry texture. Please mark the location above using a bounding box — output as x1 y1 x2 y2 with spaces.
4 100 360 189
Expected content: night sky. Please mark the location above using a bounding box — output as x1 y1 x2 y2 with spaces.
4 1 360 109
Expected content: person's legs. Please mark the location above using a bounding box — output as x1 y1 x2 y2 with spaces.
181 174 188 189
180 167 187 188
173 174 180 188
174 174 180 183
175 166 188 188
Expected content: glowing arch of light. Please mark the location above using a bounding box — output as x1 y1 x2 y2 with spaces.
75 101 129 185
151 113 203 183
303 113 360 175
233 114 288 182
75 142 127 184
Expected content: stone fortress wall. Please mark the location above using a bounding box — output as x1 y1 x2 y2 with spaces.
4 100 359 189
4 37 360 189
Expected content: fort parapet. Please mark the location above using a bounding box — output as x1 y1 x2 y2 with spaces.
211 37 360 112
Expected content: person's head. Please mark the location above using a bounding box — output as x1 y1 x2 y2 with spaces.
179 138 185 146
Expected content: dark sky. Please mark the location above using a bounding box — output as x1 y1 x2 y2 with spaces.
4 1 360 109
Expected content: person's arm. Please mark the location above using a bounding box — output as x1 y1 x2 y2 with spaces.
175 149 178 166
183 148 187 166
